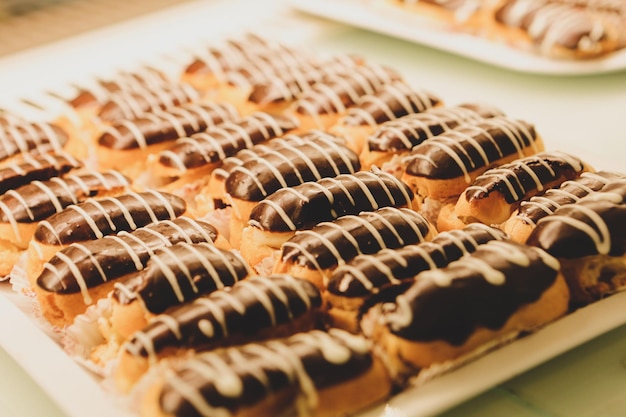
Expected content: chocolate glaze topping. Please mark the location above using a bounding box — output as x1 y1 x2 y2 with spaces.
211 132 321 183
526 185 626 258
515 171 626 226
183 34 272 77
0 152 81 194
97 102 239 151
112 242 250 313
463 151 586 204
495 0 610 55
156 329 373 416
339 81 441 127
378 240 560 345
294 63 402 117
0 122 69 163
68 67 168 109
367 103 504 153
279 207 433 271
96 82 200 123
404 116 540 181
222 52 325 91
185 34 312 82
33 190 186 245
246 55 361 105
123 274 322 358
327 223 506 298
225 131 360 201
248 169 414 233
157 112 299 171
36 217 218 301
0 170 130 228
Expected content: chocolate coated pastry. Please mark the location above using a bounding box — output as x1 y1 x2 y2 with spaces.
157 112 299 172
0 121 69 164
366 239 569 380
526 185 626 304
67 67 168 109
279 207 433 271
37 217 219 297
0 152 81 194
97 102 239 151
121 274 322 358
503 171 626 242
225 131 360 202
33 190 187 245
140 329 392 417
327 223 507 299
112 242 251 314
293 63 402 117
495 0 622 58
335 81 441 127
96 82 200 123
451 151 589 226
404 116 541 181
246 55 361 106
367 103 504 154
248 168 415 233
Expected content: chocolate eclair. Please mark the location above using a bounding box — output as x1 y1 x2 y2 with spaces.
494 0 622 59
273 207 437 291
95 102 240 177
288 63 403 132
95 81 201 124
225 130 360 250
106 242 251 344
114 274 323 392
401 116 544 220
97 102 239 151
182 33 314 92
26 190 189 288
503 171 626 243
204 131 330 210
154 112 299 189
526 183 626 305
239 168 416 270
361 102 505 170
66 66 169 111
439 151 591 230
0 152 82 194
0 121 71 166
329 81 442 154
365 239 569 382
0 170 131 249
238 54 362 115
325 223 506 332
139 328 392 417
35 217 220 326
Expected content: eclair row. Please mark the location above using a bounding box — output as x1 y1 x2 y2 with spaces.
386 0 626 60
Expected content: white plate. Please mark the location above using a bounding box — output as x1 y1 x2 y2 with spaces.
289 0 626 76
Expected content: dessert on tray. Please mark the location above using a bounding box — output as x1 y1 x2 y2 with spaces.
1 31 625 417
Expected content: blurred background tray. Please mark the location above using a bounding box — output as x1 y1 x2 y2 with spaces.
289 0 626 76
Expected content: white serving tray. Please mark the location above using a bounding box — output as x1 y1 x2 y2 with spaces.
289 0 626 76
2 285 626 417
